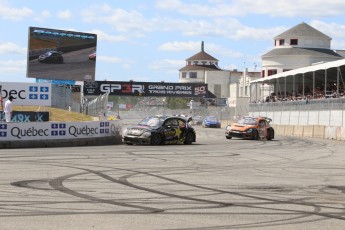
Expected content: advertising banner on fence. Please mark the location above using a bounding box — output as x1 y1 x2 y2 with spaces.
0 121 122 141
0 111 49 122
83 81 208 98
0 82 52 106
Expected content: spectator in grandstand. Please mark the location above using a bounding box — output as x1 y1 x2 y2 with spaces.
4 96 14 122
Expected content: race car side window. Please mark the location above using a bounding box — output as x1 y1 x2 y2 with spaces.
164 118 178 127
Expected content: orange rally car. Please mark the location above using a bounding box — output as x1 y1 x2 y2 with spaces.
225 116 274 140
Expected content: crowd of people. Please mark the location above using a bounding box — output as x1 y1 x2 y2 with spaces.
252 86 345 103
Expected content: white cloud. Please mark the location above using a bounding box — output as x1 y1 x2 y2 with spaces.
0 42 26 55
97 55 133 69
159 41 201 52
148 59 184 74
33 10 51 22
0 59 26 75
81 4 154 33
155 0 345 18
57 9 71 19
308 20 345 49
0 1 33 20
159 41 244 58
89 29 129 42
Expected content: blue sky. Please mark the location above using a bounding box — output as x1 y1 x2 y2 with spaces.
1 0 345 83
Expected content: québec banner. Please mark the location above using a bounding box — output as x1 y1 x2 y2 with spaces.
0 82 51 106
0 121 121 141
83 81 208 98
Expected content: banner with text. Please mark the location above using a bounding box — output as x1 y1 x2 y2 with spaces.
0 82 51 106
83 81 208 98
0 121 122 141
0 111 49 122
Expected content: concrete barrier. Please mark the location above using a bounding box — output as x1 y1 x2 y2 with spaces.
0 120 123 149
303 125 314 138
0 136 122 149
325 126 337 140
313 125 325 139
293 125 304 137
285 125 294 136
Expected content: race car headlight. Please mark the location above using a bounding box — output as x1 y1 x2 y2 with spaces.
141 131 151 138
246 129 253 133
226 125 231 131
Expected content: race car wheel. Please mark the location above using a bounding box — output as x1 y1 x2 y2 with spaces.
252 130 259 140
226 136 232 139
267 129 274 140
151 134 162 145
184 132 195 145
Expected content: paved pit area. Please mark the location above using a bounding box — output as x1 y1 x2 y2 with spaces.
1 126 345 229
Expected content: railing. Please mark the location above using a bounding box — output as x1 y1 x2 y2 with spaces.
250 97 345 112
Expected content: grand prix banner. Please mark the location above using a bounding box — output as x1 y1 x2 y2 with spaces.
83 81 208 98
0 121 121 141
0 82 51 106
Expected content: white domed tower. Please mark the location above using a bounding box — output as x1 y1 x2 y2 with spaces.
179 41 222 84
261 22 343 78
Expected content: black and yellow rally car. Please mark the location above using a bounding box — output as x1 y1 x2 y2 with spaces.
123 115 196 145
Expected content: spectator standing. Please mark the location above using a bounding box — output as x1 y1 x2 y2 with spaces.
0 96 3 110
4 96 14 122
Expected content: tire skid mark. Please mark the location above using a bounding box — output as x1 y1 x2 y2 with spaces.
48 171 163 213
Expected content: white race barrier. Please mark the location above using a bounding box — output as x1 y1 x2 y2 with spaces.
325 126 337 140
0 120 123 148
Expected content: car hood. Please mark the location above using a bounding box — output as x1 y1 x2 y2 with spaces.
205 120 219 124
230 123 256 131
125 125 156 136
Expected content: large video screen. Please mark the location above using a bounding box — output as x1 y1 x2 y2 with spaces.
27 26 97 81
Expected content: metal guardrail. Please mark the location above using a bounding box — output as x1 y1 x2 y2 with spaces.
249 97 345 111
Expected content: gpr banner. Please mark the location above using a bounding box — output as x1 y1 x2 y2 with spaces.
0 82 51 106
0 121 122 141
83 81 208 98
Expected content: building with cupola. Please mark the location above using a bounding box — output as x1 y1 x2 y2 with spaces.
178 41 261 106
261 22 343 78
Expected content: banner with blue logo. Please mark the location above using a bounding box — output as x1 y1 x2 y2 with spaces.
0 82 51 106
0 121 122 141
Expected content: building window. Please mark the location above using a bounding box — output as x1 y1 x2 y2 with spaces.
187 61 191 65
262 70 265 78
267 69 277 76
189 72 197 78
290 39 298 45
193 61 198 65
279 39 284 45
181 72 187 78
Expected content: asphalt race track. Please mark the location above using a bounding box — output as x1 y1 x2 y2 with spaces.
1 125 345 229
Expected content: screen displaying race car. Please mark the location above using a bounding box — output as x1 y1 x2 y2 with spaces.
225 116 275 140
38 51 63 64
123 115 196 145
27 26 97 81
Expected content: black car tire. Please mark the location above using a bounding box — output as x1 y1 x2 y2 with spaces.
184 132 195 145
252 130 259 140
267 129 274 140
126 142 133 145
151 134 162 145
226 136 232 139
